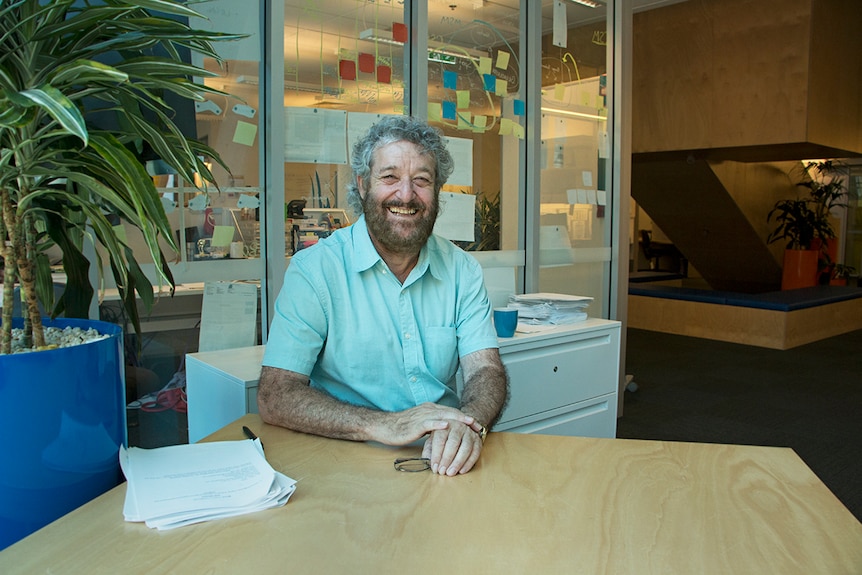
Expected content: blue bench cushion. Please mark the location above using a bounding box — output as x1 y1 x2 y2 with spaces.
628 284 862 312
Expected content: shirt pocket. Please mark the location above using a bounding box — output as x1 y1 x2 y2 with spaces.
422 326 458 383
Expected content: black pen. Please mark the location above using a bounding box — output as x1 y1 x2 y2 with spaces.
242 425 264 449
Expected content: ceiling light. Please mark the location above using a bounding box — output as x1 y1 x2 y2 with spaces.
541 106 606 121
359 29 485 63
359 28 402 46
566 0 602 7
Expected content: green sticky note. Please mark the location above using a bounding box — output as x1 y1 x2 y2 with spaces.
472 115 487 133
428 102 443 122
478 56 492 75
457 112 471 130
513 123 525 140
499 118 513 135
211 225 234 247
233 120 258 147
457 90 470 109
495 50 510 69
495 78 508 96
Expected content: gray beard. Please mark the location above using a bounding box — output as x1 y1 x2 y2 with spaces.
362 197 439 254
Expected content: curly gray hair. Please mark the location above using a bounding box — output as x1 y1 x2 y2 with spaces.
346 116 454 216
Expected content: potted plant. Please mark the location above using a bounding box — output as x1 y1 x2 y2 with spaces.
830 263 856 286
767 161 847 290
0 0 240 549
766 197 824 289
798 160 849 283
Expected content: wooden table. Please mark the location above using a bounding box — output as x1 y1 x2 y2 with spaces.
2 414 860 574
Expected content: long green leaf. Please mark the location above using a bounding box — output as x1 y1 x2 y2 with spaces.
52 59 129 87
20 85 88 143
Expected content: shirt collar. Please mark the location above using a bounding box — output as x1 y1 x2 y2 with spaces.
350 215 442 282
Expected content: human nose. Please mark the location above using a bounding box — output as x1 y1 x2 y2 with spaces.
393 177 415 201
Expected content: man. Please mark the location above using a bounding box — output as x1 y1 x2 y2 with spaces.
258 116 509 476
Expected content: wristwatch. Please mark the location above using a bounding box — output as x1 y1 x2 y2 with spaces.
476 424 488 444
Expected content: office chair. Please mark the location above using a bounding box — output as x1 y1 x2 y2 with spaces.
640 230 686 274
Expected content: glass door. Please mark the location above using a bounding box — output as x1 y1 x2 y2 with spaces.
537 0 613 318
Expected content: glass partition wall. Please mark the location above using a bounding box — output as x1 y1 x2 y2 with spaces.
101 1 626 418
537 0 613 318
266 0 622 321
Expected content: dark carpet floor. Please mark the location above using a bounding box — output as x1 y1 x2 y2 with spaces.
617 327 862 524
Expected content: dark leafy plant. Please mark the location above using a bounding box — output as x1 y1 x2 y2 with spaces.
0 0 243 354
455 192 501 252
767 161 848 252
766 198 824 250
798 160 849 226
833 263 856 280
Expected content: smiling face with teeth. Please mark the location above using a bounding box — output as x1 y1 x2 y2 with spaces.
359 140 440 258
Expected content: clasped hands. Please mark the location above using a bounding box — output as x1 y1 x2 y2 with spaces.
380 402 485 476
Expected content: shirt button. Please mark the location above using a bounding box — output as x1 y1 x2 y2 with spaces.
411 377 417 383
404 333 411 339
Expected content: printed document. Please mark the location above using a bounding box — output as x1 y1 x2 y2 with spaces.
121 439 296 530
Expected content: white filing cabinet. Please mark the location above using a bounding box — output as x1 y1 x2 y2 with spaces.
185 319 620 442
493 319 620 438
186 345 265 443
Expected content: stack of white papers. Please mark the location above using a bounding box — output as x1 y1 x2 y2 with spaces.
120 439 296 530
508 292 593 325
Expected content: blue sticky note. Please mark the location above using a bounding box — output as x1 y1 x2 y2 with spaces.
443 70 457 90
483 73 496 92
442 101 456 120
513 99 525 116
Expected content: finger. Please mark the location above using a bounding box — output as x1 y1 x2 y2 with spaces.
445 431 482 476
457 440 482 474
435 425 471 476
427 428 451 473
413 403 475 426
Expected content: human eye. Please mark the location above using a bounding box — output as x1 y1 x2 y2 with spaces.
412 175 432 188
378 173 399 183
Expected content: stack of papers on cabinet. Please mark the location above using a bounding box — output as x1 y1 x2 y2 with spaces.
508 292 593 325
120 439 296 530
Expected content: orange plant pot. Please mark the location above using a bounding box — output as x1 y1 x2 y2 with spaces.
781 249 819 290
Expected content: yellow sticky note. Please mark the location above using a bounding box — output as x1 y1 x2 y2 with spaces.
513 123 525 140
211 225 234 247
457 90 470 109
472 115 487 133
457 113 471 131
428 102 443 122
233 120 258 147
580 91 591 107
478 56 492 75
495 50 510 69
499 118 513 136
495 78 508 96
554 84 565 100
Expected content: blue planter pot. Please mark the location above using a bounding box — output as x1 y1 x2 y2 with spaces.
0 318 126 551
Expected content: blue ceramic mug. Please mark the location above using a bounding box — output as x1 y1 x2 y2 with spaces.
493 307 518 338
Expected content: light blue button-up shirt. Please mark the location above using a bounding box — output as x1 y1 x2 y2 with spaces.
262 215 498 412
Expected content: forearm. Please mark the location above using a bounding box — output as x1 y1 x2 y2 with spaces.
459 349 510 429
258 366 472 445
257 366 385 442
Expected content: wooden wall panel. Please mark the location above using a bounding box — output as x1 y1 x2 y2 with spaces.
807 0 862 154
633 0 862 158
